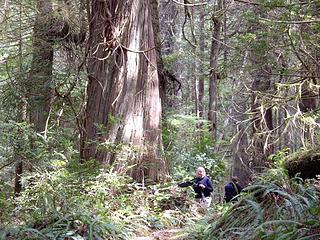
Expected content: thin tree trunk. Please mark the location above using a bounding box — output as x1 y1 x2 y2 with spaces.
232 128 251 186
14 107 26 198
160 1 178 109
151 0 166 110
198 5 205 118
192 47 199 116
208 0 223 140
231 48 251 186
29 0 54 132
231 51 252 186
249 9 273 172
14 2 27 198
298 3 320 144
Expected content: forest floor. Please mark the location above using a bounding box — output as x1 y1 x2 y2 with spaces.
133 228 186 240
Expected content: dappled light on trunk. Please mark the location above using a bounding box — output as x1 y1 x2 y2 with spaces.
81 0 167 182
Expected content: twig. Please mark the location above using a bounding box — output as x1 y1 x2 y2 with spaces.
0 160 15 170
234 0 260 6
171 0 207 6
120 44 156 53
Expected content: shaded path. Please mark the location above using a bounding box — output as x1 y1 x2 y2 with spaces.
133 229 186 240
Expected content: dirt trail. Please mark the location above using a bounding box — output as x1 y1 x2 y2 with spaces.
133 228 186 240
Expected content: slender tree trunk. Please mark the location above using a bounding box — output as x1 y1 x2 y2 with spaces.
298 3 320 145
188 6 198 116
14 161 23 198
81 0 167 182
208 0 223 140
230 47 252 186
160 1 179 109
14 107 27 198
198 5 205 118
192 47 199 116
16 0 51 197
28 0 54 133
231 51 252 186
232 128 251 186
250 71 273 171
14 2 27 198
249 9 273 172
160 1 177 56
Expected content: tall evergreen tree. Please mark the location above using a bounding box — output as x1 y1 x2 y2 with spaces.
81 0 167 182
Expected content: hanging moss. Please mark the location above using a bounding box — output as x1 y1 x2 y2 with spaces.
284 147 320 179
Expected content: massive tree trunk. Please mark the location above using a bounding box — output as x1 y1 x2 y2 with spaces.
81 0 167 182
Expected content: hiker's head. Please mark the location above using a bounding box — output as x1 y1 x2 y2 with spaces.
196 167 206 178
231 176 239 183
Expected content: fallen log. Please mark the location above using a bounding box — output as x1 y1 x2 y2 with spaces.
284 147 320 179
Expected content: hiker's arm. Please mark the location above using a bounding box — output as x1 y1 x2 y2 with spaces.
178 180 193 187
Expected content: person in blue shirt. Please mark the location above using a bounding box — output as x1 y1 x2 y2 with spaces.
178 167 213 207
224 176 242 203
193 167 213 207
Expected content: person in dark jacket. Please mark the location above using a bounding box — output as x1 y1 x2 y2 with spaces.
178 167 213 207
224 176 242 203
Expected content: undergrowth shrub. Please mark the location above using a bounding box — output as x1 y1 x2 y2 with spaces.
1 160 195 240
188 167 320 240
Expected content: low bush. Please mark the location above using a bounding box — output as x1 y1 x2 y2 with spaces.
1 160 196 240
189 168 320 240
